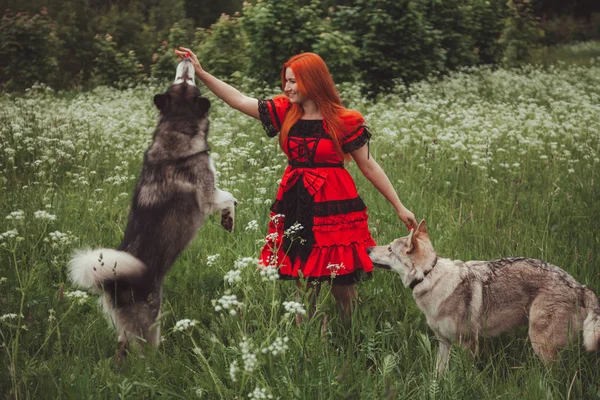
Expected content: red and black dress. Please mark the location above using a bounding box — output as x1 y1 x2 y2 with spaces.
258 96 376 285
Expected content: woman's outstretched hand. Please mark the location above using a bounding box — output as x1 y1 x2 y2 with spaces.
174 47 204 77
398 207 417 231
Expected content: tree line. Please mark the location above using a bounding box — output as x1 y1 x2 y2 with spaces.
1 0 599 93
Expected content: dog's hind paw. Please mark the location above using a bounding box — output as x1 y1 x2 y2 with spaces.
221 211 234 233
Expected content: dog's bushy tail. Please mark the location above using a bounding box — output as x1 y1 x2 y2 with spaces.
583 287 600 351
68 249 147 294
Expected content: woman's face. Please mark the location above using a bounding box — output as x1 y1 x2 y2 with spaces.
284 68 307 104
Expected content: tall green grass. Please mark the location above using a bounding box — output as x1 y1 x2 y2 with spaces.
1 47 599 398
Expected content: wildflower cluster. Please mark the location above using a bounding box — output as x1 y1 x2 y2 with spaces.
282 301 306 318
65 290 89 305
240 337 258 373
261 336 289 356
248 386 273 399
173 318 198 332
206 254 220 266
5 210 25 220
34 210 57 221
245 219 259 231
213 294 243 315
283 222 303 237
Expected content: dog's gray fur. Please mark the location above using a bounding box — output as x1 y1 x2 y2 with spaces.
368 220 600 373
68 59 236 357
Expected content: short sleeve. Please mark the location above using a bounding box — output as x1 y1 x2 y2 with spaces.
258 96 291 137
342 126 372 153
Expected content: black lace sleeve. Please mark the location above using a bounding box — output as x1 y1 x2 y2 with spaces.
342 126 372 153
258 99 279 138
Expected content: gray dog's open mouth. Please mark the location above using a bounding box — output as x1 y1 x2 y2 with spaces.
372 262 391 270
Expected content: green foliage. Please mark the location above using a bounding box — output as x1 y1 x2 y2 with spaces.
470 0 508 64
150 22 195 82
312 11 361 84
333 0 444 94
500 0 544 67
0 9 57 91
91 34 146 88
193 13 249 79
240 0 324 86
425 0 480 71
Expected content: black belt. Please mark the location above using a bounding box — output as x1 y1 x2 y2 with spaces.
288 162 344 169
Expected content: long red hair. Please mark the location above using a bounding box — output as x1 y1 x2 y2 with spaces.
278 53 364 160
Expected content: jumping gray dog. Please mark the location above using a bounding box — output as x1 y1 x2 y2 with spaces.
368 220 600 373
68 58 236 357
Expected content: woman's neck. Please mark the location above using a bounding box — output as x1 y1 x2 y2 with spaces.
301 99 323 119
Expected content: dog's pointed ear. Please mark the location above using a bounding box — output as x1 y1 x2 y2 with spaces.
195 96 210 117
154 94 169 111
407 228 417 254
415 219 428 238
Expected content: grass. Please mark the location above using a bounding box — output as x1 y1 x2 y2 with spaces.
1 43 599 399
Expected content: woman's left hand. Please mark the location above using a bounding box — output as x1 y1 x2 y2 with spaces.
398 207 417 231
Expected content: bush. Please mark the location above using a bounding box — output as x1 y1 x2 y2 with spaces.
332 0 444 95
193 13 249 79
151 22 195 82
91 34 145 88
240 0 323 86
500 0 544 66
0 9 57 91
425 0 480 70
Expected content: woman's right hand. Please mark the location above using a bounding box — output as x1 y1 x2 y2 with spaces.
174 47 204 77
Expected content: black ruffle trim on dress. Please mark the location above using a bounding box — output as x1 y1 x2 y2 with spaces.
342 126 372 154
258 99 279 137
278 269 372 285
271 197 366 217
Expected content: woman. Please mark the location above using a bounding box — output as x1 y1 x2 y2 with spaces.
175 47 417 319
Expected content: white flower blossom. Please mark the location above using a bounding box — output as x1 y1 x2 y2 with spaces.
65 290 90 305
173 318 198 332
245 220 259 231
34 210 57 221
282 301 306 318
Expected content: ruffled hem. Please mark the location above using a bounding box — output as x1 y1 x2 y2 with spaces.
260 236 376 280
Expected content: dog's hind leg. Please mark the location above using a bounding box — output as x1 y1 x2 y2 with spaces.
435 338 452 375
213 188 237 232
528 296 575 362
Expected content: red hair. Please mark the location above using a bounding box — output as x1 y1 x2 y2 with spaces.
278 53 364 160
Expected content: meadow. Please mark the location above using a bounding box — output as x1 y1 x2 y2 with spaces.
1 46 600 399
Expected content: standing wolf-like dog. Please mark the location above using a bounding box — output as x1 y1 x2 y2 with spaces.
68 58 236 356
367 220 600 373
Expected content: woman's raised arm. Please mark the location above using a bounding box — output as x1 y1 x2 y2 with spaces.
175 47 259 119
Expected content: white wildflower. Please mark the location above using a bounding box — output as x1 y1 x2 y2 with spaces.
5 210 24 220
65 290 89 305
259 265 278 281
234 257 256 270
206 254 220 266
229 360 239 382
213 294 243 314
248 386 273 399
282 301 306 318
34 210 57 221
240 337 258 373
224 269 242 285
245 220 259 231
261 336 289 356
173 318 198 332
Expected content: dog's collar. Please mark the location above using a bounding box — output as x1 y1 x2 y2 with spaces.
408 255 438 290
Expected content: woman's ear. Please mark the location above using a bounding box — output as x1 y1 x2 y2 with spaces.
154 94 169 111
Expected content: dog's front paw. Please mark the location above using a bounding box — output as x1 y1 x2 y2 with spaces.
221 211 234 233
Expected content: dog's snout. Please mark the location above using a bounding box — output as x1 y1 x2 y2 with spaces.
366 247 373 255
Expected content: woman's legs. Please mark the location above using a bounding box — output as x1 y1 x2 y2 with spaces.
330 283 358 321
